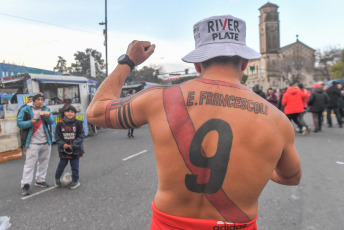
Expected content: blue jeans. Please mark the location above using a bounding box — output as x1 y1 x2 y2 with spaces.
55 158 80 182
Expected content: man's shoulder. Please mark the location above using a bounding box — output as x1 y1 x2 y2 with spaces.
18 104 28 113
19 104 27 109
133 85 170 98
22 104 31 110
19 105 32 114
265 104 291 128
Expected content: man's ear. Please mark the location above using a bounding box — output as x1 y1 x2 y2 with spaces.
241 59 248 71
194 63 201 73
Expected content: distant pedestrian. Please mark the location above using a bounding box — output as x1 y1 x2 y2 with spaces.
54 105 84 189
282 83 307 135
325 81 343 128
308 83 329 132
126 89 136 138
339 96 344 117
266 88 277 106
17 92 54 196
17 96 33 113
59 98 73 118
338 85 344 117
253 84 266 99
277 88 287 112
297 83 311 132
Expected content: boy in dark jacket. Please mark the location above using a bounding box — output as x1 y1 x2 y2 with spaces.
308 83 329 132
55 105 85 189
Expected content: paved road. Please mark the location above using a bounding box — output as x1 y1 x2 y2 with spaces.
0 113 343 229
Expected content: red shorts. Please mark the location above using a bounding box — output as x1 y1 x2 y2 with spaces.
150 201 257 230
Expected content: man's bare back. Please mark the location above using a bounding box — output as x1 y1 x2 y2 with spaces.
150 78 293 222
87 66 301 222
87 15 301 228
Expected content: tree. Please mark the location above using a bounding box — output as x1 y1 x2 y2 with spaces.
54 48 106 83
69 48 106 83
126 69 139 83
125 65 163 84
138 66 155 82
171 76 198 84
315 46 342 81
53 56 68 73
330 50 344 79
241 74 248 85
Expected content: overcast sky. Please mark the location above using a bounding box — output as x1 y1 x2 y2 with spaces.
1 0 343 74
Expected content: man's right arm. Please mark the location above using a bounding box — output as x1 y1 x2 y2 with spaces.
86 40 155 128
270 121 302 185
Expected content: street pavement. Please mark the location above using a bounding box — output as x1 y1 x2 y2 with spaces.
0 113 343 230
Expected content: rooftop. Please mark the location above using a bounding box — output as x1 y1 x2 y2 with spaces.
259 2 279 10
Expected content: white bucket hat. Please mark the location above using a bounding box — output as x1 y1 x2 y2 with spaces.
182 15 261 63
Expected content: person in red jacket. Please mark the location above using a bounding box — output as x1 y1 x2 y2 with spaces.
282 83 307 135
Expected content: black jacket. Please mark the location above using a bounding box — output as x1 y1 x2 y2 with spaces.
308 88 329 113
253 88 266 99
55 119 85 156
326 85 341 108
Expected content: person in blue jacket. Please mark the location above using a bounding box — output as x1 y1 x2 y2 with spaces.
17 92 55 196
54 105 84 189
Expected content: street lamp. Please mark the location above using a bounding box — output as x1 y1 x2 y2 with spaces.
99 0 108 77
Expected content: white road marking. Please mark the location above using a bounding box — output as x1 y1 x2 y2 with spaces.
122 150 148 161
21 185 57 200
336 161 344 165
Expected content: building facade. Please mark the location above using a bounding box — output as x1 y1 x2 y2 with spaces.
246 2 317 91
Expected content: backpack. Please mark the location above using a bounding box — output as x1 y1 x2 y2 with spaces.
42 118 53 142
19 108 31 148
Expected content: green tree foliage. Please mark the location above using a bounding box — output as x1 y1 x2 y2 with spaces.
53 56 68 73
55 48 106 83
316 46 342 80
126 65 163 84
171 76 198 84
330 50 344 79
241 74 248 85
70 48 106 81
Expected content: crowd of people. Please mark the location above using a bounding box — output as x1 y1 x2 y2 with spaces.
253 81 344 134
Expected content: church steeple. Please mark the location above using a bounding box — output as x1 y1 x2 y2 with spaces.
259 2 280 54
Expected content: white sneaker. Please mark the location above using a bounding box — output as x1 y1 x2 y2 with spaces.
302 127 307 135
68 181 80 189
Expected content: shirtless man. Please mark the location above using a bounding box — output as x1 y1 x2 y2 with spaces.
86 15 302 230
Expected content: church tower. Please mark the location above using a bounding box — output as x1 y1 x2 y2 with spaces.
259 3 280 54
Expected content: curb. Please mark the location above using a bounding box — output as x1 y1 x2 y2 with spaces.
0 148 22 163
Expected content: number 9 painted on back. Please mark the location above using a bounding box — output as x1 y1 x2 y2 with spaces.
185 119 233 194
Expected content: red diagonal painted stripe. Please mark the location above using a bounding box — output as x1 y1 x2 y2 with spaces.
32 119 42 135
163 86 250 222
163 86 210 184
222 18 228 30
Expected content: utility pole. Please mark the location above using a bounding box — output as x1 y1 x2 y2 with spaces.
99 0 108 77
